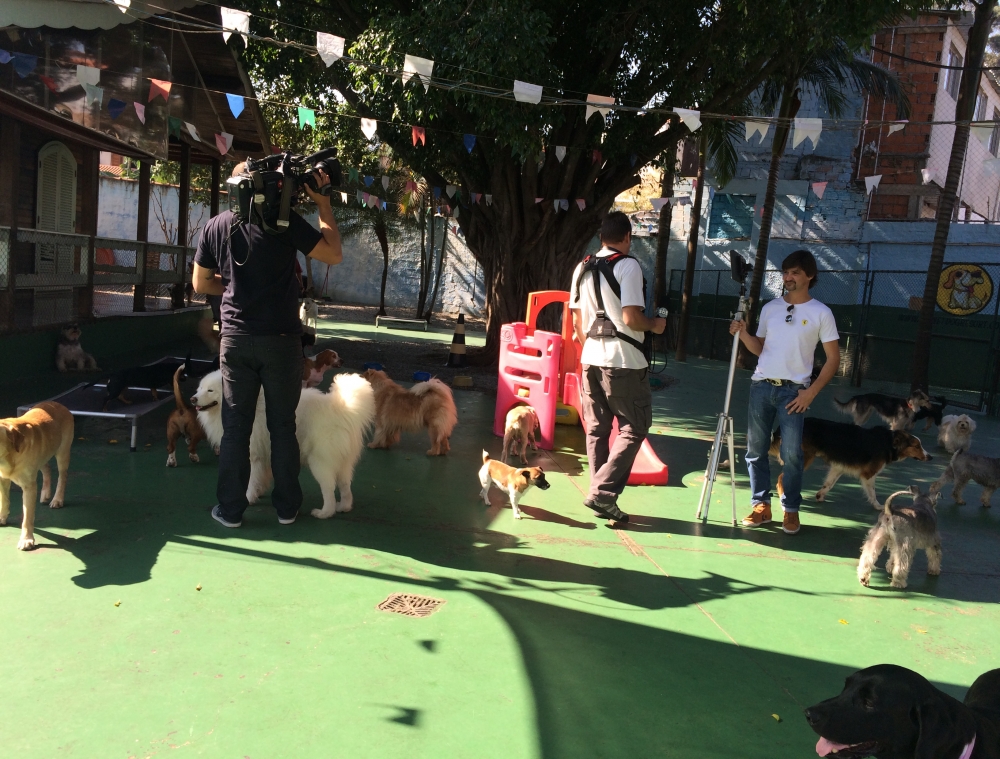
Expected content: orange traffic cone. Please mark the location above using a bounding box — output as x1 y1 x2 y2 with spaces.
446 313 468 368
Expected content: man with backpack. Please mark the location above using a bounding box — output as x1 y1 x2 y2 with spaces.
569 212 666 524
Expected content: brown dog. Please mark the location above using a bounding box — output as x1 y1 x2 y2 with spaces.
478 450 550 519
303 349 342 388
362 369 457 456
502 405 539 463
0 402 74 550
166 365 208 467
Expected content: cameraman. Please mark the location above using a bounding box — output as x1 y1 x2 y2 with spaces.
569 212 666 525
193 163 343 528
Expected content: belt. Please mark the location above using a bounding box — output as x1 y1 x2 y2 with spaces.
764 378 795 386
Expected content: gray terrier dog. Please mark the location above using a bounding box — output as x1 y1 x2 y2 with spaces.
931 450 999 508
858 486 941 589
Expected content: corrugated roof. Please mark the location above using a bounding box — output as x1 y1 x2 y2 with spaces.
0 0 199 30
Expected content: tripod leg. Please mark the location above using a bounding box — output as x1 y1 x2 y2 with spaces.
726 415 738 526
697 414 726 520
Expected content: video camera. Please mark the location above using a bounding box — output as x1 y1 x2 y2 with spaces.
227 148 342 235
729 249 752 284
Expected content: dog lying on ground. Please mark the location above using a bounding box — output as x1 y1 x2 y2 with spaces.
166 365 208 467
55 323 99 372
772 418 932 509
502 405 539 463
931 450 1000 508
100 358 185 411
938 414 976 454
302 349 342 388
806 664 1000 759
912 394 947 431
834 390 932 431
0 402 74 551
193 370 375 517
362 369 457 456
857 485 941 589
478 450 550 519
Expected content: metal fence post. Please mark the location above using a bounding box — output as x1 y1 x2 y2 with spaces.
133 242 147 312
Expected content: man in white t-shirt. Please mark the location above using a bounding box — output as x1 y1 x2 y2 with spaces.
569 212 666 524
729 250 840 535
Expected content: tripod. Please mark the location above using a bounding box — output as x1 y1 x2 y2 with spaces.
696 288 750 525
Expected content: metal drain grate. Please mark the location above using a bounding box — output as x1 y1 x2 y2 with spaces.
377 593 445 618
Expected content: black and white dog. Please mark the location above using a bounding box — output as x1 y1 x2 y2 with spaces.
912 394 948 431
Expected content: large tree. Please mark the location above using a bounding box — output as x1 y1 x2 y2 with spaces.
236 0 939 357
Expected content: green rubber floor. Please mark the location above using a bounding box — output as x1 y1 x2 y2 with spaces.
1 326 997 759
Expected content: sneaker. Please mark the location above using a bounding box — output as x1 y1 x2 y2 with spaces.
782 511 801 535
211 504 241 528
278 511 298 525
585 499 629 524
741 503 772 527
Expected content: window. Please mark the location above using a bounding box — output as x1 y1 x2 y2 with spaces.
35 141 77 275
991 107 1000 157
974 88 988 121
707 194 754 240
946 44 963 100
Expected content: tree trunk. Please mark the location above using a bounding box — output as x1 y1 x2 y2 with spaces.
674 131 707 362
910 0 997 392
374 216 390 316
653 143 677 309
424 215 449 321
417 196 428 315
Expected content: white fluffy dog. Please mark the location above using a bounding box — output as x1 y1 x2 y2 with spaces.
192 370 375 518
938 414 976 454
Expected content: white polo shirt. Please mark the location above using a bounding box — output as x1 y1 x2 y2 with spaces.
752 297 839 386
569 248 647 370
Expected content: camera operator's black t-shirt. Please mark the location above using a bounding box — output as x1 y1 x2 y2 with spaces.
194 209 322 336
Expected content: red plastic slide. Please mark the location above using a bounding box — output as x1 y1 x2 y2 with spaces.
609 418 670 486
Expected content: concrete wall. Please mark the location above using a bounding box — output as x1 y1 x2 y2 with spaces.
97 175 212 246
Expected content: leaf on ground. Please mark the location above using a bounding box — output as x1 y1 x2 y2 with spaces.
838 619 849 625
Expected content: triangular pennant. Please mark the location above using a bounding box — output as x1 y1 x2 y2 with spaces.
555 145 566 163
134 102 145 124
553 199 561 212
108 98 127 119
535 197 543 204
485 194 493 206
592 150 602 165
298 107 316 130
513 80 543 104
791 117 822 149
356 190 364 203
114 0 130 10
402 54 434 92
168 116 183 139
887 120 908 136
185 122 201 142
148 78 171 102
433 187 441 199
360 118 378 140
381 175 389 190
453 206 459 218
362 192 371 205
215 131 233 155
811 181 828 200
363 175 374 187
76 64 100 86
559 199 569 211
220 7 250 47
349 167 359 183
585 94 615 123
381 200 387 210
0 51 11 65
464 134 476 153
921 168 933 184
340 192 348 203
12 53 37 78
971 123 995 147
650 198 669 212
412 126 426 146
575 199 585 211
405 180 417 193
226 93 244 118
471 192 480 203
38 75 58 93
675 108 701 132
864 174 882 195
316 32 344 66
83 83 103 107
454 188 462 202
745 120 769 141
446 185 456 198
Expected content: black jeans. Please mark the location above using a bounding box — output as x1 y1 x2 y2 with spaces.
218 334 303 521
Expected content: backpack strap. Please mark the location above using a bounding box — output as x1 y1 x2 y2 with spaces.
582 253 647 354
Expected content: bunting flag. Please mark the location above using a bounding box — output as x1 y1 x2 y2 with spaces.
38 75 58 93
11 53 36 78
220 7 250 47
226 93 244 118
513 80 543 104
412 126 426 146
791 117 822 149
921 168 933 184
971 122 995 147
76 64 100 86
555 145 566 163
134 102 145 124
348 167 359 183
535 197 543 203
887 120 908 136
360 118 378 140
446 185 456 198
402 54 434 92
559 199 569 211
432 187 441 199
553 199 561 212
356 190 364 203
167 117 183 139
650 198 669 212
405 180 417 193
340 192 348 203
592 149 602 165
454 188 462 202
471 192 480 203
316 32 345 66
745 120 769 141
298 107 315 129
148 78 171 102
0 50 10 64
811 181 827 200
381 175 389 190
83 83 103 107
585 94 614 123
864 174 882 195
575 199 585 211
485 194 493 206
185 122 202 141
113 0 130 11
675 108 701 132
363 175 374 187
215 131 233 155
464 134 476 153
453 206 459 218
108 98 127 119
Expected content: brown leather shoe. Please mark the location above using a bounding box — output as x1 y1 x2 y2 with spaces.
741 503 772 527
782 510 801 535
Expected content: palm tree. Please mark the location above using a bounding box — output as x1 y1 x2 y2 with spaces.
743 40 911 352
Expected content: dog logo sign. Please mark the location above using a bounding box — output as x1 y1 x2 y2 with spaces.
936 264 993 316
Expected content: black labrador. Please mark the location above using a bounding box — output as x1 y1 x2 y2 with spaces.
805 664 1000 758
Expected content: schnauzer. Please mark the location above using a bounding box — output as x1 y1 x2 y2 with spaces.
858 485 941 589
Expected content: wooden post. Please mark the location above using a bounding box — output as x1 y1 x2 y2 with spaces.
78 146 99 320
173 143 191 308
134 159 151 312
0 115 19 332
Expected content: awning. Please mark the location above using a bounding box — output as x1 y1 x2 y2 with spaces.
0 0 200 30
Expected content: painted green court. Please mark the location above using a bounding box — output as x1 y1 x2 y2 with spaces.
1 318 997 759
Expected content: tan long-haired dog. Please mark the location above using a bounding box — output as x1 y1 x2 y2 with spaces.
362 369 458 455
502 405 539 463
0 402 74 550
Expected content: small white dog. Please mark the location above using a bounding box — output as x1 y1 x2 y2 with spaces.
192 370 375 518
938 414 976 454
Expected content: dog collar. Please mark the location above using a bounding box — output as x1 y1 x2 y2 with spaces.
958 734 976 759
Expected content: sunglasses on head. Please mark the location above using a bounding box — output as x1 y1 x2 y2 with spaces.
785 304 795 323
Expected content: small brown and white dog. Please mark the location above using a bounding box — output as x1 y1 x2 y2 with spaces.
938 413 976 454
478 450 550 519
362 369 457 456
502 405 539 463
303 349 342 388
0 401 74 550
55 323 99 372
166 365 208 467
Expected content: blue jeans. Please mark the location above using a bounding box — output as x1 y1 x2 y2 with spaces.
745 380 805 513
